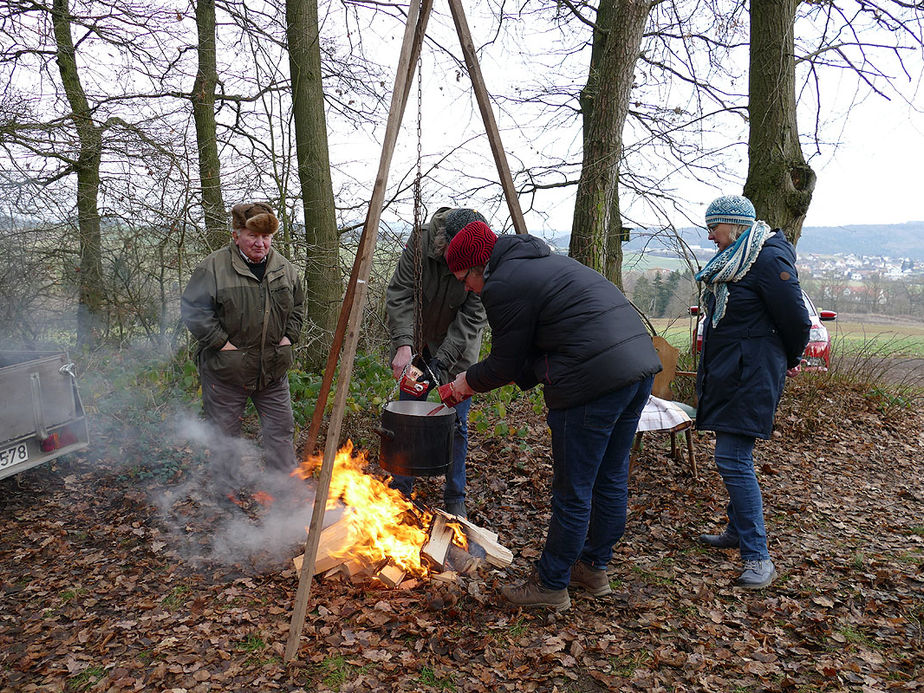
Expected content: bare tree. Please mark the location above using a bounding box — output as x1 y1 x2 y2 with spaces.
746 0 923 246
51 0 105 349
286 0 340 369
744 0 815 245
192 0 227 251
568 0 652 286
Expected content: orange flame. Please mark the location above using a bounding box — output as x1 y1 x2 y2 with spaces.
251 491 274 506
293 441 434 576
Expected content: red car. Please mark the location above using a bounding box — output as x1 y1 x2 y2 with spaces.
690 290 837 371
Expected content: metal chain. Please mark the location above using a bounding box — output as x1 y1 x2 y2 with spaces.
412 54 425 360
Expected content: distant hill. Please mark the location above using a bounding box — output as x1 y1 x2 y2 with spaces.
543 221 924 261
792 222 924 260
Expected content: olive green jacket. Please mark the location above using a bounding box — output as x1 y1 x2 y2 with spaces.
181 243 305 390
385 207 486 379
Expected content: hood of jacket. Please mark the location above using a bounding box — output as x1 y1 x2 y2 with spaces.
424 207 454 261
486 234 551 277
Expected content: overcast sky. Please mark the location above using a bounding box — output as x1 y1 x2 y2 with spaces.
340 4 923 236
803 95 924 228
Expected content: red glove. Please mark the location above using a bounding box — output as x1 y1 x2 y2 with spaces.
437 382 470 407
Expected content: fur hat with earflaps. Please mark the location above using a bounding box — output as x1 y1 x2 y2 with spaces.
231 202 279 235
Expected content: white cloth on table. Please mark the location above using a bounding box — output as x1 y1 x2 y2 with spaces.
636 395 692 433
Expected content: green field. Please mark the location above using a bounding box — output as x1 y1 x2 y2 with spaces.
649 317 924 358
827 320 924 357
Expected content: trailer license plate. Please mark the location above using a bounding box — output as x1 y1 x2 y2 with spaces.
0 443 29 470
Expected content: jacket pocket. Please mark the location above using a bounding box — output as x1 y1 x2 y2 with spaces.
268 343 293 381
270 283 295 314
204 348 249 386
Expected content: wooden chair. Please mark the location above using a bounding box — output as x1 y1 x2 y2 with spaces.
630 336 698 477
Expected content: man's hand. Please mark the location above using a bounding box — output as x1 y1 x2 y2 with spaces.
279 336 292 346
220 341 238 351
786 366 801 377
392 345 413 380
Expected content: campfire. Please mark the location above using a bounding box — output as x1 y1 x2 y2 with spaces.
294 441 513 587
290 442 511 587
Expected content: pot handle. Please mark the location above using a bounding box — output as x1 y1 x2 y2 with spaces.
375 427 395 441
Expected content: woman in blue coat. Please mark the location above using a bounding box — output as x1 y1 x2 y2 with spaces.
695 195 811 589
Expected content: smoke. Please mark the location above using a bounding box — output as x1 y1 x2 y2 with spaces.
152 416 322 573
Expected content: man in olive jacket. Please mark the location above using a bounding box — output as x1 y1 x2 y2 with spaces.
385 207 487 517
181 202 304 473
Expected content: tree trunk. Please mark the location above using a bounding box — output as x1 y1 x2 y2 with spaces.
569 0 649 282
286 0 340 369
192 0 227 252
744 0 816 247
52 0 104 349
604 190 628 287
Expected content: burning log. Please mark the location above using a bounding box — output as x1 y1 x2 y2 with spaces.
289 442 511 588
292 507 509 586
436 510 513 568
291 511 357 576
376 563 406 588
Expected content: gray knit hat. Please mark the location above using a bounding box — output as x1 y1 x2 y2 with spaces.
445 208 488 240
705 195 756 227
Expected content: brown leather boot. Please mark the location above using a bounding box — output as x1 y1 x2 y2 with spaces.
501 570 570 612
569 560 612 596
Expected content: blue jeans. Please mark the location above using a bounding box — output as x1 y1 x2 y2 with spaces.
713 432 770 561
537 375 653 590
389 387 470 506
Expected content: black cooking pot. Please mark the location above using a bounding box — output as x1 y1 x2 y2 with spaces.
377 400 456 477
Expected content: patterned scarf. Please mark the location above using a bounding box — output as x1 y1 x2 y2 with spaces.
695 220 772 327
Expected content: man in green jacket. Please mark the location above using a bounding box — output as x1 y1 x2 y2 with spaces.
181 202 305 475
385 207 487 518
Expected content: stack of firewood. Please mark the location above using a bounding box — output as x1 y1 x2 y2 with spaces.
293 509 512 587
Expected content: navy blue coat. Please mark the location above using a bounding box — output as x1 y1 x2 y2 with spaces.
695 230 811 439
466 234 662 410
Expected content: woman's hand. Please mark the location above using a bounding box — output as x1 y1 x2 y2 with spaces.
786 366 801 377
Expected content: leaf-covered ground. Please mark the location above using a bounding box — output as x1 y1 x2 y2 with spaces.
1 376 923 692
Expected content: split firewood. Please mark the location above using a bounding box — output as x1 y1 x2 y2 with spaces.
435 509 512 568
421 514 455 569
321 555 369 579
375 563 406 588
293 512 356 576
445 543 482 574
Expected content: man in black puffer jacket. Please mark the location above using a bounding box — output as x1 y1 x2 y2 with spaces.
444 221 661 612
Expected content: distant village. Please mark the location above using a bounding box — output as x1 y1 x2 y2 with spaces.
798 253 920 280
640 242 922 282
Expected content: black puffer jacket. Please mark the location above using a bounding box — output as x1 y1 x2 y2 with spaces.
695 230 811 438
465 234 661 410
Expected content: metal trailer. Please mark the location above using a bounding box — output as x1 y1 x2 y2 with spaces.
0 351 90 481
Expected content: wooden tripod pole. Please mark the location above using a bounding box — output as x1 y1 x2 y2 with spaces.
300 1 435 462
301 0 527 463
283 0 434 663
447 0 528 235
285 0 530 663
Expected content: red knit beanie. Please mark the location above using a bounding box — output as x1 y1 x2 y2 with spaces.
446 221 497 272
